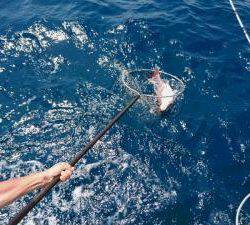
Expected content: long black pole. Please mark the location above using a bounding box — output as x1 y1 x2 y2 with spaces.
8 95 140 225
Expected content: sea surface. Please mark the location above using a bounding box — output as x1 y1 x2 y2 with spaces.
0 0 250 224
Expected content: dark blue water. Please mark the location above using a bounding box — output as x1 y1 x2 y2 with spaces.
0 0 250 224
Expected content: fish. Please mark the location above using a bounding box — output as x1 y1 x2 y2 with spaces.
149 69 175 112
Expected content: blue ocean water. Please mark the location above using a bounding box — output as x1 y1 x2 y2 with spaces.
0 0 250 224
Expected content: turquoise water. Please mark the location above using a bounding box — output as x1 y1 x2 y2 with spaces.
0 0 250 224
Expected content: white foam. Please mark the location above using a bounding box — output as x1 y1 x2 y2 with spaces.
62 21 89 49
116 25 125 31
210 210 232 224
27 23 68 48
72 186 95 200
20 125 40 135
0 67 5 73
13 114 34 128
240 143 246 152
180 120 187 130
19 96 36 107
49 55 65 73
97 56 109 66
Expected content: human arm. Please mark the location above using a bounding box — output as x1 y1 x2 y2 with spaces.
0 162 74 208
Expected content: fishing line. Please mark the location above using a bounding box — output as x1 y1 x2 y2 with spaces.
229 0 250 46
229 1 250 223
236 193 250 225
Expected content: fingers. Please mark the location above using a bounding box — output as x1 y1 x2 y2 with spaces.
46 162 74 181
60 168 74 182
56 162 72 171
58 163 74 182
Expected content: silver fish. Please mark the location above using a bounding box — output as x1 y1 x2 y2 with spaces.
149 69 175 112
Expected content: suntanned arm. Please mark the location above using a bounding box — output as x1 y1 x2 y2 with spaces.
0 162 74 208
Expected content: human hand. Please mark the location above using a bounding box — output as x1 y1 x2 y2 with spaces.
43 162 74 184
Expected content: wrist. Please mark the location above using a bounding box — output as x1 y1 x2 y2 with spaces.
37 171 53 187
